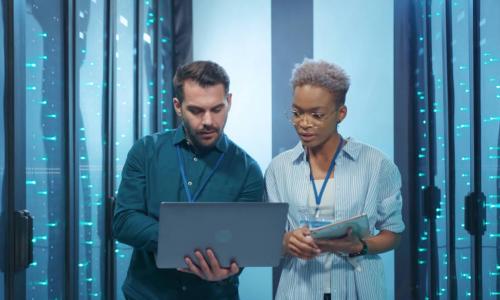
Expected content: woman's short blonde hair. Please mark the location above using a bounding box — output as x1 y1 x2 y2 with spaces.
291 58 351 105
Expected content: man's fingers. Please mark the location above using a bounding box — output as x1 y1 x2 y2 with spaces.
177 267 192 274
206 249 221 270
229 262 240 275
182 250 241 282
183 257 204 278
194 251 212 277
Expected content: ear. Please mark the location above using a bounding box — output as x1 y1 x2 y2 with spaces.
337 105 347 124
173 97 182 117
226 93 232 111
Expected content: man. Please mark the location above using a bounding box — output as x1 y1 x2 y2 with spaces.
113 61 264 300
265 59 404 300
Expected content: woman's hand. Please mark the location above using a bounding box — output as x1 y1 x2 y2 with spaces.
314 228 364 255
283 226 321 259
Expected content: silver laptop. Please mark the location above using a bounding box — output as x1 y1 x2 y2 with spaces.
155 202 289 269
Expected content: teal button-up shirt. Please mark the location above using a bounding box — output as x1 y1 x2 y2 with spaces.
113 127 264 300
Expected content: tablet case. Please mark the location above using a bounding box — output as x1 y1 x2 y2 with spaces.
310 213 369 239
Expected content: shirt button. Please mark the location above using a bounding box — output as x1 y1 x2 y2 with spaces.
181 285 187 291
193 157 198 162
187 181 193 186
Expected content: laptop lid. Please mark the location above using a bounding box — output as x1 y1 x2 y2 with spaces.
155 202 288 269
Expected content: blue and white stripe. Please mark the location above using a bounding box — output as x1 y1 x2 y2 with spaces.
265 137 405 300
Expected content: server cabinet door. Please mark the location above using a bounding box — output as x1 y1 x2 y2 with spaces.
114 1 137 298
0 1 6 297
479 1 500 298
24 1 67 299
75 0 108 298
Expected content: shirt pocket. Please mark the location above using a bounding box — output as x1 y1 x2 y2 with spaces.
332 176 369 219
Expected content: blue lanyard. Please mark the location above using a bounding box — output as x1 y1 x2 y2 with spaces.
309 136 344 207
176 144 226 203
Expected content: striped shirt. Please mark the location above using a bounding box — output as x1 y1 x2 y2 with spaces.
265 138 405 300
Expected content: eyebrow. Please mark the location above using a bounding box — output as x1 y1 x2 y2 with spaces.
211 103 225 110
186 103 225 111
292 104 326 111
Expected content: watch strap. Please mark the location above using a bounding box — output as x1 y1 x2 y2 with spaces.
349 238 368 257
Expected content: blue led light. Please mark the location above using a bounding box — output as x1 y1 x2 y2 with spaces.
32 235 48 243
42 136 57 141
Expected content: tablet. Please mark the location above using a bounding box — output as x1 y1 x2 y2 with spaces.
155 202 289 269
310 213 369 239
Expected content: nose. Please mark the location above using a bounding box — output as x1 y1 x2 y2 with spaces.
201 111 213 127
296 115 313 128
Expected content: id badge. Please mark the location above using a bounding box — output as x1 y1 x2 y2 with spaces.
298 205 333 229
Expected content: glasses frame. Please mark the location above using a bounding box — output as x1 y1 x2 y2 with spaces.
286 107 338 128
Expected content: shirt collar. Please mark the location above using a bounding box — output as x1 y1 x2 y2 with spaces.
291 136 362 164
172 125 229 153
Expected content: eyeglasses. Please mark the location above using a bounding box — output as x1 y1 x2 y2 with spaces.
286 108 337 128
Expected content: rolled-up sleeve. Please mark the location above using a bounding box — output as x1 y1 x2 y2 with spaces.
264 160 293 232
375 159 405 233
264 161 281 204
112 139 159 252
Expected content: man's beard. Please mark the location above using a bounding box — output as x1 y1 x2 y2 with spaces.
184 123 221 151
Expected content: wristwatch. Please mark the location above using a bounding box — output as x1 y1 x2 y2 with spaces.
349 239 368 257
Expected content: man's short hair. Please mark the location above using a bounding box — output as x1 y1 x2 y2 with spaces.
173 61 230 103
291 58 350 106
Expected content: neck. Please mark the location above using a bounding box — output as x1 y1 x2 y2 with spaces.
308 133 342 164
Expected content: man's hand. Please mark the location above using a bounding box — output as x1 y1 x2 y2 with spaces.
314 228 364 255
283 226 321 260
177 249 239 282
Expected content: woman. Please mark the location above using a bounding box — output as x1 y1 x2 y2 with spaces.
265 59 404 300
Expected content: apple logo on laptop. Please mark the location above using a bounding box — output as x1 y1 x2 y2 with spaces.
215 229 232 243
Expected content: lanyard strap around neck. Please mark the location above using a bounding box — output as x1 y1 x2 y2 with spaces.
309 136 344 207
176 144 226 203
